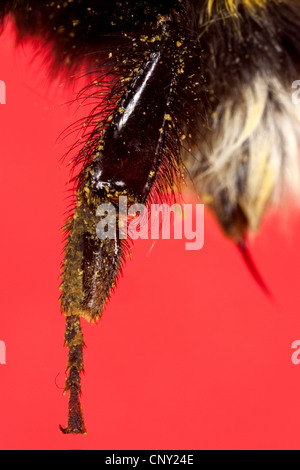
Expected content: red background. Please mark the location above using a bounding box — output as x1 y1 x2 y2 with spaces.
1 23 300 450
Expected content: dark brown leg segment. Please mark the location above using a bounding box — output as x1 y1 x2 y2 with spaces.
59 11 193 434
60 316 86 434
